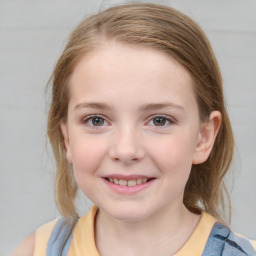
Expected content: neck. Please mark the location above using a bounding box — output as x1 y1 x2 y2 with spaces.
95 204 201 256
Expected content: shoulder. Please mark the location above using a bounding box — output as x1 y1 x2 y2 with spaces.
229 230 256 255
200 212 256 255
205 221 256 255
250 240 256 253
34 218 59 255
236 234 256 255
12 232 35 256
12 218 59 256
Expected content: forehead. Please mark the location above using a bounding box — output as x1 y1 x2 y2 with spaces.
68 42 197 111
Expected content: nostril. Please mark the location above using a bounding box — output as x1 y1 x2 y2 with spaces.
113 156 141 164
108 136 145 163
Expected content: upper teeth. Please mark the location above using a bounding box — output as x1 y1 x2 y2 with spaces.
108 178 148 186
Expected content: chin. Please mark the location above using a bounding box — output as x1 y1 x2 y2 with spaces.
103 205 152 222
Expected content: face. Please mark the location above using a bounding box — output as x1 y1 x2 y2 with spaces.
61 42 206 222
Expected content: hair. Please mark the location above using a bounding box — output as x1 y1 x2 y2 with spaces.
47 3 234 222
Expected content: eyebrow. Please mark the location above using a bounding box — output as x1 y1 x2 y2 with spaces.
74 102 184 112
74 102 111 110
140 103 184 112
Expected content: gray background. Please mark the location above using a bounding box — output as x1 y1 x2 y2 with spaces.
1 0 255 255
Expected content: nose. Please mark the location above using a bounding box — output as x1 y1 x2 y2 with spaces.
109 126 145 164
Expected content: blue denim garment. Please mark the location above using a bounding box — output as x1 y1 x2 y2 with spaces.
202 222 255 256
46 217 75 256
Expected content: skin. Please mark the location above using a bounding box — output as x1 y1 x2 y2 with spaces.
61 42 221 255
13 42 221 255
12 233 34 256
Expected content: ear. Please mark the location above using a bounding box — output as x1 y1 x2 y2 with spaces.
60 122 73 163
192 111 221 164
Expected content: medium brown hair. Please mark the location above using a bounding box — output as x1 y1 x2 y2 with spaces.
47 3 234 221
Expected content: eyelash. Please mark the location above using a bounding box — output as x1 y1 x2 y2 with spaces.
147 115 176 127
81 115 109 128
81 114 176 128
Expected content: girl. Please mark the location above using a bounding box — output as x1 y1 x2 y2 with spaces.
13 3 255 256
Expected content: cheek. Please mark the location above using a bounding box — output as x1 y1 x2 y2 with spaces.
147 133 197 175
69 136 107 177
70 137 108 200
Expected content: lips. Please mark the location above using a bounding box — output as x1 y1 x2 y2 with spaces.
102 174 156 194
103 175 155 194
106 177 149 186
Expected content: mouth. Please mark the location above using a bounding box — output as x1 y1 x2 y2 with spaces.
105 177 154 187
102 175 156 194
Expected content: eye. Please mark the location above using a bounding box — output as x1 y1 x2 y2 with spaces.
148 116 174 127
82 115 109 127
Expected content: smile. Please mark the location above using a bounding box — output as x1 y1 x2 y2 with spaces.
103 175 155 194
106 177 149 186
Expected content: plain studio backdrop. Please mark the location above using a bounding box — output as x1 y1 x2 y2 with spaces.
0 0 255 255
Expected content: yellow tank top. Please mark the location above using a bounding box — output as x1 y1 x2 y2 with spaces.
34 206 256 255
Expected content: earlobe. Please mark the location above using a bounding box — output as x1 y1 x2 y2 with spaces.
60 122 73 163
192 111 221 164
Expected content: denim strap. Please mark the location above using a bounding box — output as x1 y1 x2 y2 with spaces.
46 217 76 256
202 222 255 256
